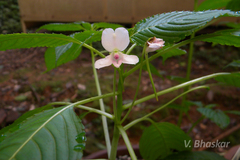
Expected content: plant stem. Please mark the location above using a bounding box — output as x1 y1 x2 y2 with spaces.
109 125 120 160
91 49 111 158
110 69 124 159
126 43 137 55
124 118 154 131
145 52 158 101
118 126 137 160
74 105 113 119
120 46 145 124
123 86 208 130
123 72 229 110
178 32 196 126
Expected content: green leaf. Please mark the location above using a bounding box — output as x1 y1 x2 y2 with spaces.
163 151 226 160
44 31 100 71
185 101 204 108
160 47 186 64
225 22 240 29
93 22 123 30
225 60 240 68
197 0 231 11
197 108 230 128
167 103 189 112
36 23 85 32
225 110 240 115
0 105 53 140
226 0 240 11
139 122 192 160
202 29 240 47
74 30 102 43
0 33 81 51
142 62 163 78
215 73 240 87
131 10 240 46
0 106 84 160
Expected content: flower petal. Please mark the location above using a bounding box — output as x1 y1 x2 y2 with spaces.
101 28 116 52
115 27 130 51
94 55 113 69
112 59 123 68
122 54 139 65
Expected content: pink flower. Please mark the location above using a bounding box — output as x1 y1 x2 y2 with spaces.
95 27 139 69
146 37 165 52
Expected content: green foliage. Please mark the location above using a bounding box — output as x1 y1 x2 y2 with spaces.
92 22 123 30
36 23 86 32
0 33 81 51
197 107 230 128
163 151 226 160
131 10 240 46
160 47 186 64
0 106 84 160
0 105 53 140
226 0 240 11
225 60 240 68
139 122 192 160
0 0 21 33
44 31 101 71
202 29 240 47
215 73 240 87
225 22 240 29
197 0 232 11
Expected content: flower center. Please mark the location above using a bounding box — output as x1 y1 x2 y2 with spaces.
114 54 119 60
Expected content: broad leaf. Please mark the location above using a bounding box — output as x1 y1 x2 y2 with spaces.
167 103 189 112
45 46 81 71
139 122 192 160
0 33 81 51
197 0 231 11
202 29 240 47
131 10 240 46
225 60 240 68
74 30 102 43
93 22 123 30
226 0 240 11
0 105 53 141
160 47 186 64
0 106 84 160
215 73 240 87
164 151 226 160
44 31 100 71
225 22 240 29
36 23 85 32
197 107 230 128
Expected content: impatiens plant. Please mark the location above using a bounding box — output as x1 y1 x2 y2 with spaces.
1 5 240 160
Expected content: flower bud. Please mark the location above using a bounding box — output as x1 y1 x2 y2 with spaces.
146 37 165 52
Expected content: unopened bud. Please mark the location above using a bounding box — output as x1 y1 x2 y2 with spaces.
146 37 165 52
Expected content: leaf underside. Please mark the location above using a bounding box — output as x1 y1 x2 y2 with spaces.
0 106 84 160
197 107 230 129
131 10 240 46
